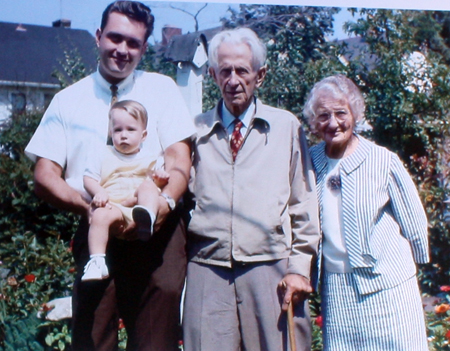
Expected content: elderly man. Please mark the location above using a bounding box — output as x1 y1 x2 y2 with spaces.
25 1 194 350
183 28 320 351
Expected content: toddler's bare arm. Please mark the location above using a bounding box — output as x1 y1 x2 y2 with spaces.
83 176 110 208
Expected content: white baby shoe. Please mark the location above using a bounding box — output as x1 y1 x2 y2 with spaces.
81 255 109 281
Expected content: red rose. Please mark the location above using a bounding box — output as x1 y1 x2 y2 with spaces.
118 318 125 330
68 267 76 274
441 286 450 292
445 329 450 340
68 239 74 252
24 274 36 283
315 315 323 328
41 303 54 312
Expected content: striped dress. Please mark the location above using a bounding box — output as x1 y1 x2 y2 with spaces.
310 135 429 351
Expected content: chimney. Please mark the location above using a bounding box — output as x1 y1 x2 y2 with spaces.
16 24 27 32
162 25 182 46
52 19 71 28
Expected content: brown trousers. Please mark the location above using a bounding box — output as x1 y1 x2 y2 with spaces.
71 209 187 351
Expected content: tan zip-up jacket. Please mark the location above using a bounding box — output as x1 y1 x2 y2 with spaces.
188 99 320 278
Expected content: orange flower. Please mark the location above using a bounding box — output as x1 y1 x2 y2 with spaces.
435 304 450 314
441 286 450 292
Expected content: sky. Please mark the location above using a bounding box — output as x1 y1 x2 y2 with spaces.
0 1 237 44
0 0 449 44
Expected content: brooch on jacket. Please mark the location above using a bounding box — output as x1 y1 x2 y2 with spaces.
327 175 341 190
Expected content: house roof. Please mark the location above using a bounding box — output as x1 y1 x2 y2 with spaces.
336 36 378 71
0 21 97 87
164 27 222 63
165 32 208 63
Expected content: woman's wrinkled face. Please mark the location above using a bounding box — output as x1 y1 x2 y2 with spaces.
313 93 355 156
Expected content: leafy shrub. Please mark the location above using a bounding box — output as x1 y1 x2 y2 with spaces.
39 320 72 351
425 286 450 350
0 111 77 349
0 315 44 351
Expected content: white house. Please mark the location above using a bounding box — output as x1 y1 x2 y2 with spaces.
0 20 97 121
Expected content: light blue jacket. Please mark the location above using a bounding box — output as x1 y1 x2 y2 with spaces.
310 135 429 294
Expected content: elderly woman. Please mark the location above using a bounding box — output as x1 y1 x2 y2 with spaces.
304 74 429 350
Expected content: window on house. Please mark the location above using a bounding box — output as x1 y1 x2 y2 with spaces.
44 93 53 109
11 93 26 113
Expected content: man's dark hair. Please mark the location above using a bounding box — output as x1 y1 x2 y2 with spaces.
101 1 155 41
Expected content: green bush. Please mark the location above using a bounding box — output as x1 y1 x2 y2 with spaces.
0 111 77 349
0 315 44 351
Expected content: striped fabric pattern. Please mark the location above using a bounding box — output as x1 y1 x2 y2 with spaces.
310 135 429 295
322 272 428 351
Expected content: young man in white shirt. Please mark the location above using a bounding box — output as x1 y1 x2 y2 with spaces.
26 2 194 350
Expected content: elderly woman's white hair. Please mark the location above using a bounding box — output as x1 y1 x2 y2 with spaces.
208 27 267 71
303 74 365 128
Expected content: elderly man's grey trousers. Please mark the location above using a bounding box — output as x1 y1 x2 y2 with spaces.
183 259 311 351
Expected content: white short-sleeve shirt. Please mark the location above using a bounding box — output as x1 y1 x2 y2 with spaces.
25 70 195 200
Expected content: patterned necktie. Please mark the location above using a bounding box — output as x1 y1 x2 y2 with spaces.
110 85 118 105
107 85 118 146
230 119 244 161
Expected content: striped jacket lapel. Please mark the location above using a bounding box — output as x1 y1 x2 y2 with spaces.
310 142 327 224
340 137 377 267
309 142 327 290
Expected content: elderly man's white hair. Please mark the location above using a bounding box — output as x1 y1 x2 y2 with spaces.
208 27 267 71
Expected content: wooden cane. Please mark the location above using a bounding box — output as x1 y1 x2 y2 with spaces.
288 300 297 351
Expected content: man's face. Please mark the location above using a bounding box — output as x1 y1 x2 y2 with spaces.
96 12 147 84
210 42 266 117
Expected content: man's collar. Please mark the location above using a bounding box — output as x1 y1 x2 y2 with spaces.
221 98 256 129
195 98 270 139
94 68 135 94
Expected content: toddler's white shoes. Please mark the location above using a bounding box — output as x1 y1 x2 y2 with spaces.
81 255 109 281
